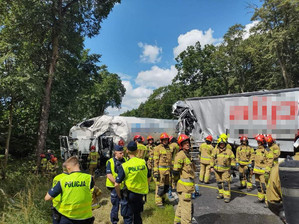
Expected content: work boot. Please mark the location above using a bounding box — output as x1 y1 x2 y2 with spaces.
247 188 252 192
217 194 223 199
204 182 210 184
191 193 196 199
254 199 265 203
238 185 246 189
224 198 230 203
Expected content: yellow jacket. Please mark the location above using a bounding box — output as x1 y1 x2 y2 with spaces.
253 146 274 174
199 143 214 165
210 147 236 172
236 145 254 165
153 144 172 174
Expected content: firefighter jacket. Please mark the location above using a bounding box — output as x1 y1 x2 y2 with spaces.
269 143 280 161
88 151 100 165
153 144 172 174
169 142 180 162
252 145 274 174
236 145 254 166
199 143 214 165
41 158 48 169
47 161 58 174
146 144 155 170
173 150 195 193
267 152 299 202
136 143 149 159
210 147 236 172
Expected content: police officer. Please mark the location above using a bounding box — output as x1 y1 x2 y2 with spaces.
253 134 274 203
153 132 173 207
210 137 236 203
115 141 150 224
266 135 299 223
236 136 254 191
106 145 127 224
173 134 195 224
45 156 94 224
199 135 214 184
265 135 280 165
134 135 149 160
51 164 68 224
87 145 100 176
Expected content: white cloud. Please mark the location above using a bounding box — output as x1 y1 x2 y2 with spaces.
136 65 177 88
173 28 222 57
138 42 162 63
117 72 132 80
243 21 259 39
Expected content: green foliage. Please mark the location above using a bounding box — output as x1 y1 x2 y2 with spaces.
123 0 299 119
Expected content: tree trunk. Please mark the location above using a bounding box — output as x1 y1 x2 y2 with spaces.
276 47 291 88
36 33 59 168
2 99 13 179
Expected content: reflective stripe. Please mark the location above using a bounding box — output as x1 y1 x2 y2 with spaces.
282 187 299 198
215 165 230 171
279 167 299 172
200 156 211 161
158 165 171 168
178 178 194 186
239 160 250 165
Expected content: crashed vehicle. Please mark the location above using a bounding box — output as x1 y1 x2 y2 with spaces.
59 115 177 169
173 88 299 154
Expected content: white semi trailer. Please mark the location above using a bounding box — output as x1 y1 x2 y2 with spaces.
59 115 177 165
173 87 299 154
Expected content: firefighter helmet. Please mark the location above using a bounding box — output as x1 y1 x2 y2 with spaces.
160 132 169 140
217 137 227 144
40 153 46 158
51 157 58 163
265 134 274 144
255 134 266 144
240 136 248 142
141 136 145 142
118 139 125 146
178 134 190 146
147 136 154 141
134 135 141 141
219 133 228 141
206 135 213 142
90 145 96 151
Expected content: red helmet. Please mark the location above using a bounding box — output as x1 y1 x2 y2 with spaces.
40 153 46 158
147 135 154 141
90 145 96 151
169 136 173 142
141 136 145 142
134 135 141 141
265 135 274 144
240 136 248 142
206 135 213 142
118 139 125 146
255 134 265 143
50 154 55 159
160 132 169 140
51 157 58 163
178 134 190 146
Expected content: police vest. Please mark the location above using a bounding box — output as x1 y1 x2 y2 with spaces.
106 157 127 188
122 157 149 194
58 172 93 220
52 172 68 209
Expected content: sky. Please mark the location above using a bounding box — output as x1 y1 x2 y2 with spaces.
84 0 262 116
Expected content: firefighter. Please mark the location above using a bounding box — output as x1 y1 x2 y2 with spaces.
87 145 100 176
146 136 155 175
253 134 274 203
51 164 68 224
91 186 102 210
173 134 195 224
236 136 254 191
45 156 94 224
47 156 59 178
106 145 128 224
40 153 48 175
115 141 150 224
266 135 299 224
134 135 149 160
119 139 128 159
153 132 172 207
169 136 180 195
199 135 214 184
210 137 236 203
265 135 280 165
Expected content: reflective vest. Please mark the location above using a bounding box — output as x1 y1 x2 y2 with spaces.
52 172 68 209
106 157 127 188
58 172 93 220
88 152 99 165
122 157 149 194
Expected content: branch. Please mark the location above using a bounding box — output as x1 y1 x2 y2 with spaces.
62 0 78 16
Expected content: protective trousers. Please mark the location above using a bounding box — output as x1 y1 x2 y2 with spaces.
255 173 267 201
174 192 192 224
155 169 170 206
89 164 97 176
239 165 252 189
199 163 211 183
214 171 231 199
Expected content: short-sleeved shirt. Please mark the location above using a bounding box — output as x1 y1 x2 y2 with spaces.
106 157 126 175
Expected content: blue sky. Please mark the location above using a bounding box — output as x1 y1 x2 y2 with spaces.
84 0 262 115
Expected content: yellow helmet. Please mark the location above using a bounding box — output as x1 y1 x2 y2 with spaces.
217 137 227 144
219 133 228 141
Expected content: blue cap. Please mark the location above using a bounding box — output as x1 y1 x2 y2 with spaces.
127 141 137 151
114 145 124 151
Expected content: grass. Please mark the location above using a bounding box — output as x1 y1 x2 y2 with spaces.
0 160 175 224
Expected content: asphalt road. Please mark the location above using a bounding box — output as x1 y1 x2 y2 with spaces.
190 173 283 224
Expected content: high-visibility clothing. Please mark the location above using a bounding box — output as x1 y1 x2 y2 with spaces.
88 152 100 165
146 144 155 170
136 143 149 159
169 142 180 162
269 143 280 164
52 172 68 209
210 147 236 172
59 172 93 220
153 144 172 173
41 158 48 168
236 145 254 165
122 157 149 194
105 157 126 189
199 143 214 165
253 146 274 175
